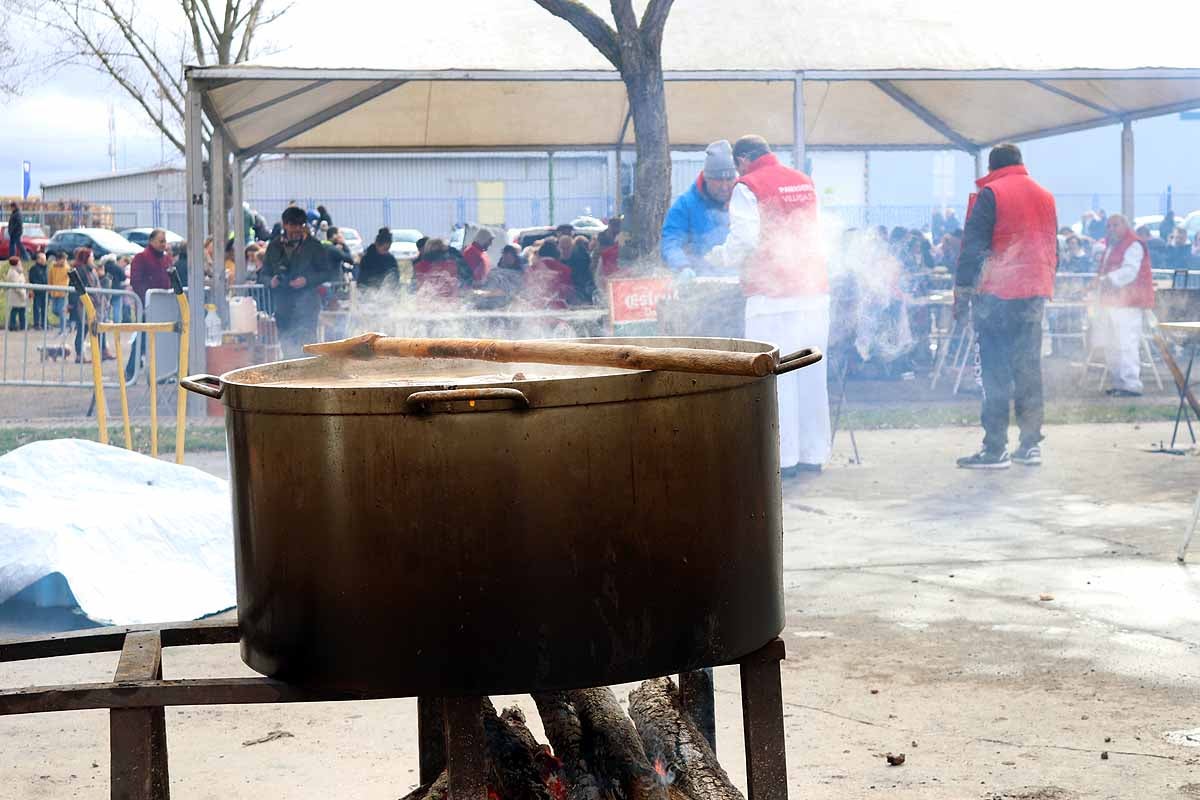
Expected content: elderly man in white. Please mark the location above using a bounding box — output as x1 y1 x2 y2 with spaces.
1096 214 1156 397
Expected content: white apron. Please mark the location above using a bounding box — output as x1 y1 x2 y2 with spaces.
744 294 832 468
1098 306 1144 393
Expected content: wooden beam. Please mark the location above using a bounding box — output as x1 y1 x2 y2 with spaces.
442 696 488 800
111 631 171 800
417 696 447 784
0 619 238 663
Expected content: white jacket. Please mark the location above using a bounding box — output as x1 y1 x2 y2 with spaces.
5 266 27 308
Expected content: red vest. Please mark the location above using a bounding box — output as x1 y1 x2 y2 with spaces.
971 165 1058 300
462 243 490 285
1099 232 1155 309
735 154 828 298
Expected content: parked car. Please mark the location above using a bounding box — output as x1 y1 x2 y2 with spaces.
1179 210 1200 240
46 228 143 260
339 227 364 258
388 228 424 262
118 227 184 248
0 224 50 259
508 225 595 250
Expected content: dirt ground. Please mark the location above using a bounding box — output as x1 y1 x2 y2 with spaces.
2 421 1200 799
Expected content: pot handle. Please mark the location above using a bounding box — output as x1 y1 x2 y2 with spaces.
775 348 824 375
407 387 530 411
180 373 224 399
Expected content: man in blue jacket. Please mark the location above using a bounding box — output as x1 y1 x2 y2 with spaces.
660 140 736 274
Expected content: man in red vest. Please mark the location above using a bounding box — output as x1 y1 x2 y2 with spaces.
708 135 830 475
462 229 494 286
1096 214 1154 397
955 144 1058 469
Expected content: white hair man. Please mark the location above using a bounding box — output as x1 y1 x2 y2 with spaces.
1096 214 1155 397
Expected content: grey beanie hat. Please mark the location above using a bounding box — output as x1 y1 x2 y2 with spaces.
703 139 737 180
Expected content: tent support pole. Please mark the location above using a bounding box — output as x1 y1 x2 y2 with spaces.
792 73 806 170
209 132 228 324
184 79 207 417
547 151 555 226
232 156 246 284
1121 120 1135 218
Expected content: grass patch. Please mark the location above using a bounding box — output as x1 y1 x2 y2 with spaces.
0 425 226 456
841 401 1182 430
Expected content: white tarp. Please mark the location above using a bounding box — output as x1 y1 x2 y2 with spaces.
0 440 235 625
189 0 1200 155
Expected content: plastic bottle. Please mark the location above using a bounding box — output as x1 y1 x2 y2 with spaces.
205 304 222 346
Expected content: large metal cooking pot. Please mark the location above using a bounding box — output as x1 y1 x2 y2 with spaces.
183 337 804 695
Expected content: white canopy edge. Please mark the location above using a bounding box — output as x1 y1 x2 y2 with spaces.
188 67 1200 158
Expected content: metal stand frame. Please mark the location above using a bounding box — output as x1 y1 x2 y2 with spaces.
0 621 789 800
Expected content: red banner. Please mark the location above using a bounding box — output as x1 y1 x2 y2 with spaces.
608 277 676 324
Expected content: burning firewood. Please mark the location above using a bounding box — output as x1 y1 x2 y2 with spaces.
628 678 744 800
482 699 554 800
531 692 603 800
567 688 669 800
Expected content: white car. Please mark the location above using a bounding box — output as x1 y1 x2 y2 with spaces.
388 228 423 262
119 228 185 248
339 227 364 258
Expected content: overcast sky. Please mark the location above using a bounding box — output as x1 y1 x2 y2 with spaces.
2 0 1196 196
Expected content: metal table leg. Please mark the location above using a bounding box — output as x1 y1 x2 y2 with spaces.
740 640 788 800
1170 343 1198 449
442 696 488 800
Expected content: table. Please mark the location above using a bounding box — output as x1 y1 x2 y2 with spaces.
1155 322 1200 562
1155 322 1200 449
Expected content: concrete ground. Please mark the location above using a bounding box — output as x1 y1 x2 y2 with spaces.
1 421 1200 799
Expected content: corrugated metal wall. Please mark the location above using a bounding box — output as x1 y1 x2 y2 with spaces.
42 154 614 239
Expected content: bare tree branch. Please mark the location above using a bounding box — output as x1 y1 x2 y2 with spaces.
639 0 674 51
530 0 621 69
608 0 637 35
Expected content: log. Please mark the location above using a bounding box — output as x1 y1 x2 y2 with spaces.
482 698 553 800
628 678 743 800
531 692 603 800
567 688 668 800
304 333 779 378
398 770 449 800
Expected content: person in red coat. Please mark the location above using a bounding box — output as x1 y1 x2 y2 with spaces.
1096 214 1155 397
412 238 471 299
522 240 576 308
954 144 1058 469
461 229 494 286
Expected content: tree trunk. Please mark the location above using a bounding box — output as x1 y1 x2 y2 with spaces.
624 66 672 261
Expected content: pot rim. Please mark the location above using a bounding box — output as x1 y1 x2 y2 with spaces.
205 337 781 415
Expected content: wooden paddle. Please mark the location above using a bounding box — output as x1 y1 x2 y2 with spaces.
303 332 803 378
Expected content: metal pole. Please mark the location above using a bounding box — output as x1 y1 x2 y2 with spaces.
209 132 229 324
547 151 555 226
863 151 871 226
792 73 806 171
974 149 986 179
184 79 207 417
1121 119 1135 218
232 156 247 283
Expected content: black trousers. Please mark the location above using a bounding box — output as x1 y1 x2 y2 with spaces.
973 294 1045 453
31 291 46 328
7 307 25 331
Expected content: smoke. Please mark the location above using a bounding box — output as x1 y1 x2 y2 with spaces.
826 222 916 365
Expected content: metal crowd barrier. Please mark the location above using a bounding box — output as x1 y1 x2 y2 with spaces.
0 282 145 389
228 282 273 316
68 269 191 463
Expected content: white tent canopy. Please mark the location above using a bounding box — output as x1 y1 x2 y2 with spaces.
194 67 1200 156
